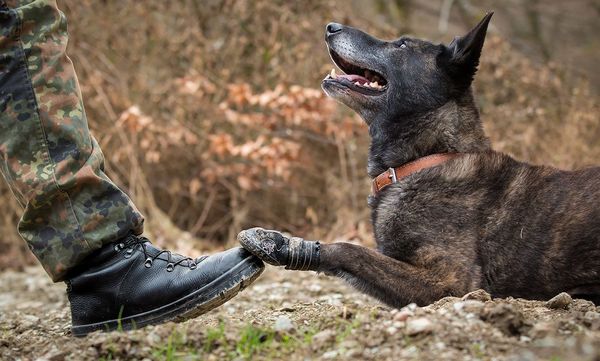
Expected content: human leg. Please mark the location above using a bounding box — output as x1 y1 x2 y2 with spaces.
0 0 264 335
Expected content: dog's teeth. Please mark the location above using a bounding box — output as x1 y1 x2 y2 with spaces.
354 81 361 86
330 68 337 79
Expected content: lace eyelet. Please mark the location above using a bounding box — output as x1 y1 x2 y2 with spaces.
124 248 134 259
144 258 153 268
166 263 174 272
189 263 197 270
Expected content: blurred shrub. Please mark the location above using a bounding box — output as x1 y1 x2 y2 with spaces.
1 0 597 270
479 37 599 168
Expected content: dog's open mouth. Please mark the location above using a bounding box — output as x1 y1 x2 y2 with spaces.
324 49 388 95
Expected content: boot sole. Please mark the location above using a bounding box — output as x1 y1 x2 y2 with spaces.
71 255 264 337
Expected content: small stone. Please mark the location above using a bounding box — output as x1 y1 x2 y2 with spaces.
393 310 413 322
145 331 161 345
434 342 446 350
545 292 572 310
340 340 361 357
402 345 419 356
454 300 485 314
453 302 465 312
528 321 556 339
22 314 40 324
406 317 434 335
322 350 338 359
311 329 336 348
339 339 359 349
365 334 385 347
392 321 403 328
273 315 294 332
519 335 531 342
344 348 362 358
308 284 323 292
462 289 492 302
404 303 418 311
584 311 600 320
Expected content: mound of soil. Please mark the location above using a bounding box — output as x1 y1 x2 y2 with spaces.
1 267 599 360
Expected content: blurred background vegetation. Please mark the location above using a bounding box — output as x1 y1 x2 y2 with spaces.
2 0 598 270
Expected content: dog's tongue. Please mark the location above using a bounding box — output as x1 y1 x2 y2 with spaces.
337 74 369 85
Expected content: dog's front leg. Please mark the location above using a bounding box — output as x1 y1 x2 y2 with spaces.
318 242 471 308
238 228 473 308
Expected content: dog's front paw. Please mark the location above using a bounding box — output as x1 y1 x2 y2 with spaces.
237 227 320 271
237 227 288 266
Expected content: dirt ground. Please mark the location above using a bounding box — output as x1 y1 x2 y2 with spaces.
1 266 599 361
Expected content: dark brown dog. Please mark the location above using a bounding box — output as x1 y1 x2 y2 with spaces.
238 13 600 308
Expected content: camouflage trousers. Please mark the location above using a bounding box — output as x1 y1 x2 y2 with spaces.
0 0 144 282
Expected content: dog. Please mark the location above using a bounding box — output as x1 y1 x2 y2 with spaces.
238 13 600 308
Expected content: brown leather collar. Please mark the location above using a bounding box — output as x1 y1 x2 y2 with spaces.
371 153 461 196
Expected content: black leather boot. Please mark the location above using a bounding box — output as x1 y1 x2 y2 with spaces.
66 234 264 336
237 227 320 271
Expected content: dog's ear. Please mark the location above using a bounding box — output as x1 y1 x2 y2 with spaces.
443 12 493 89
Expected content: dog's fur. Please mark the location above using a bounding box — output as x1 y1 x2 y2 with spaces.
313 13 600 308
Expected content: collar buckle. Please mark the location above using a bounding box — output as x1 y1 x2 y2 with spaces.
387 167 398 183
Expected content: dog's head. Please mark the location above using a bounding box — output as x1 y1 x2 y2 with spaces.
322 13 493 125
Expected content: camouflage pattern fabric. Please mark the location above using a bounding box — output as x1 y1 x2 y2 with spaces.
0 0 144 281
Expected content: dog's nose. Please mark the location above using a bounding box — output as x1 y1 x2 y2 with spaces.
326 22 343 36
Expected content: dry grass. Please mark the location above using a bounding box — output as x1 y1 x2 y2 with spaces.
1 0 597 270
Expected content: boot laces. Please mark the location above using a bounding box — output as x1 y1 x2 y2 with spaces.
115 234 204 271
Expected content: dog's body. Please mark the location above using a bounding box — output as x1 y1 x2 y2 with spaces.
314 14 600 307
367 152 600 306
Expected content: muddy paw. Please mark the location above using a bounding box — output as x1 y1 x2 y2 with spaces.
237 227 321 271
237 227 289 267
